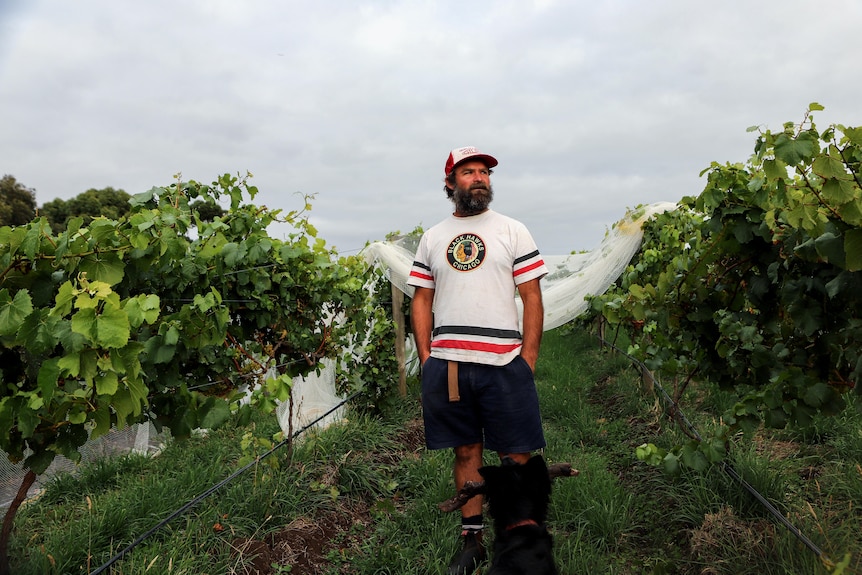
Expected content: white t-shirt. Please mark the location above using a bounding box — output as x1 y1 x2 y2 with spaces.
407 209 548 366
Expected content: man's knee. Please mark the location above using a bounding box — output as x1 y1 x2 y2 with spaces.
498 451 531 464
454 443 483 465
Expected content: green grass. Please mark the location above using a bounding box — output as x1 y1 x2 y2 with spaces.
7 327 862 574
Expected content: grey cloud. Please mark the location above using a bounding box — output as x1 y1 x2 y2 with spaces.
2 0 862 256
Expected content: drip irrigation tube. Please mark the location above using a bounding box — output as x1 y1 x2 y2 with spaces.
89 390 360 575
593 329 834 567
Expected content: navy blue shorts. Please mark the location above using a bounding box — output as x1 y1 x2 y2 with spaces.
420 356 546 453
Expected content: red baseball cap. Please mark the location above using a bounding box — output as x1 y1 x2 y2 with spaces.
444 146 498 176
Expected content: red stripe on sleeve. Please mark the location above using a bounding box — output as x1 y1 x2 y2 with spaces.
513 259 545 277
409 270 434 281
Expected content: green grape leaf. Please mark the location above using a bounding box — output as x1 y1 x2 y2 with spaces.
52 281 76 317
20 225 44 260
814 232 846 268
661 452 680 476
124 294 160 327
838 197 862 227
19 309 59 354
0 290 33 337
37 359 60 404
200 397 231 429
24 451 56 475
71 306 130 348
90 404 113 440
95 371 119 396
774 132 818 165
802 382 832 408
111 388 137 425
845 229 862 271
78 252 125 285
812 156 851 181
16 406 39 438
821 177 857 204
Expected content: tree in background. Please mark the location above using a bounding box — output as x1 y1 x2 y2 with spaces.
40 187 132 234
0 176 37 227
190 198 226 222
38 189 226 234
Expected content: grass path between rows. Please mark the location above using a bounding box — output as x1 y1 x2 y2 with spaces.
9 327 862 574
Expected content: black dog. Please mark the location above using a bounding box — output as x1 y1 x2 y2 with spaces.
479 454 559 575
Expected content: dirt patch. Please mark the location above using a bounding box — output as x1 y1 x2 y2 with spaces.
752 435 800 460
228 418 426 574
687 506 775 573
230 500 372 575
393 417 426 454
751 434 825 480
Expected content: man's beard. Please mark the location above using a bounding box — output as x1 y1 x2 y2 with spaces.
452 182 494 215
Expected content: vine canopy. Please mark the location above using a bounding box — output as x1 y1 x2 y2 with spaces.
585 104 862 440
0 174 375 474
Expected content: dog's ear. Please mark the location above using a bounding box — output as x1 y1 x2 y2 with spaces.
479 465 498 482
526 454 549 473
525 455 552 491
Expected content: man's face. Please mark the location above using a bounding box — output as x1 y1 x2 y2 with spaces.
451 160 493 216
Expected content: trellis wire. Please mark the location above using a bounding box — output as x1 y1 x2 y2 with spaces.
592 319 833 567
88 390 361 575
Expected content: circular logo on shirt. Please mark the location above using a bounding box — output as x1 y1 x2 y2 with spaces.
447 233 486 271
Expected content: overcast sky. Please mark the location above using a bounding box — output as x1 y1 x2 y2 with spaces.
2 1 861 255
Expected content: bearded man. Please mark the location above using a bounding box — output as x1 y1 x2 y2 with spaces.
407 146 549 575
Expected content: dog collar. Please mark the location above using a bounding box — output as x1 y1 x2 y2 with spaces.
505 519 540 531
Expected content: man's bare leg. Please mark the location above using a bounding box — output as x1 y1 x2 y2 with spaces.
448 442 486 574
454 442 484 516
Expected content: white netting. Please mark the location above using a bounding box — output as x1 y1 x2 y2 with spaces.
0 423 166 508
362 202 677 331
275 358 345 435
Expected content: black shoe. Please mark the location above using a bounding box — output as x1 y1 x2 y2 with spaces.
447 530 486 575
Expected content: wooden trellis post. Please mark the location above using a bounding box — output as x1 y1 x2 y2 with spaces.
597 315 606 348
391 282 408 397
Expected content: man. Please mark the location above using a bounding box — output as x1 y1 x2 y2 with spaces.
408 146 548 574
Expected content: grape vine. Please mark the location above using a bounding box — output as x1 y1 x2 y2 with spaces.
579 104 862 462
0 173 391 474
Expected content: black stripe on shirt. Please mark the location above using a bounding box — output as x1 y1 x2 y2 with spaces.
513 250 541 265
432 325 522 339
